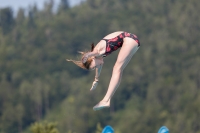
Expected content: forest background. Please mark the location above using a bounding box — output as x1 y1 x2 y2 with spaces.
0 0 200 133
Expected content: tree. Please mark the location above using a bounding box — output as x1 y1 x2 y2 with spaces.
58 0 70 13
16 8 25 24
0 7 14 34
30 121 59 133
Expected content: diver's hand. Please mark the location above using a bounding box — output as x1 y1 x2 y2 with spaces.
90 81 98 91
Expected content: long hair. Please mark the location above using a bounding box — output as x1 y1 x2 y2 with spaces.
66 43 94 70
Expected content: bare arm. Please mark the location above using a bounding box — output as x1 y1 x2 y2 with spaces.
82 50 99 63
90 64 103 91
94 64 103 81
82 40 106 63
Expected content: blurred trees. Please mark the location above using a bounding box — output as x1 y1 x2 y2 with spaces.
58 0 70 12
0 0 200 133
0 7 14 34
30 121 59 133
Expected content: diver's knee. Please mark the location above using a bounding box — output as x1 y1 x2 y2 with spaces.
113 64 124 74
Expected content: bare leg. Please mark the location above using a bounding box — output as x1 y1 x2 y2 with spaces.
93 38 139 110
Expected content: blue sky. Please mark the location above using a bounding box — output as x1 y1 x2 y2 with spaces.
0 0 85 12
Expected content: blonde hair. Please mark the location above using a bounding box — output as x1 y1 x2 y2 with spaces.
66 43 94 70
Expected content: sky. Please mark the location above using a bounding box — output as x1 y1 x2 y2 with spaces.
0 0 85 12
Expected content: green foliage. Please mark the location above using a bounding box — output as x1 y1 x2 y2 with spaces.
0 7 14 34
95 123 102 133
30 121 59 133
0 0 200 133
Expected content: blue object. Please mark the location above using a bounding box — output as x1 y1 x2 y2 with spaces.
158 126 169 133
102 125 114 133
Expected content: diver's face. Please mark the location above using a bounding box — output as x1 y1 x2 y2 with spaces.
89 57 104 70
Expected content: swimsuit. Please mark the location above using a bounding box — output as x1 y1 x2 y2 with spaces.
102 32 140 57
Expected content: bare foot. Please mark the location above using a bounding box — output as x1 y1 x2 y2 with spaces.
93 100 110 111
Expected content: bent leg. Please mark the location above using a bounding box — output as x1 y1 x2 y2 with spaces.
93 38 139 110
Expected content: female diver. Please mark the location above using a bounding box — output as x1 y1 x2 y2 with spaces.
67 31 140 111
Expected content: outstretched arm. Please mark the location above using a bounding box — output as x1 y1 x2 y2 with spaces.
90 64 103 91
94 64 103 81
